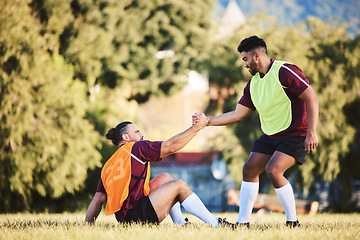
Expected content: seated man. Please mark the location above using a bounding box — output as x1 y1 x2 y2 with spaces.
85 113 233 228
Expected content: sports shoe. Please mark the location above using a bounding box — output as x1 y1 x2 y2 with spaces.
235 222 250 228
286 220 300 228
183 217 191 226
217 217 236 229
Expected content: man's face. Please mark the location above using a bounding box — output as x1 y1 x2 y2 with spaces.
241 51 258 76
124 124 144 142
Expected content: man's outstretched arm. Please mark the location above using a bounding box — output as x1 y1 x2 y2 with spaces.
192 103 253 127
207 103 253 126
160 113 208 158
85 191 107 224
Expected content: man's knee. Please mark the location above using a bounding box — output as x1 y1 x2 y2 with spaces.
174 179 189 190
157 172 174 182
150 173 175 191
243 161 256 178
265 164 280 178
243 161 250 174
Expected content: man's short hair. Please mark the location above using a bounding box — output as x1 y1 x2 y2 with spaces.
237 35 267 53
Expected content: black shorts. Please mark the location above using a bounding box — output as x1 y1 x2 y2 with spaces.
252 135 307 164
123 196 159 224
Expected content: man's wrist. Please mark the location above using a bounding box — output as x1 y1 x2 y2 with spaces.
206 118 211 126
307 129 317 136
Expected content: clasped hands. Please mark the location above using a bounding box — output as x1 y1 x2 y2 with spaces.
191 112 209 129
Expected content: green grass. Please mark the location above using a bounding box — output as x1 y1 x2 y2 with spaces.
1 212 359 240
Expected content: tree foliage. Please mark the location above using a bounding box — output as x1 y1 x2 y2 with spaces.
1 0 359 212
301 17 358 188
31 0 215 102
0 0 101 212
0 0 216 212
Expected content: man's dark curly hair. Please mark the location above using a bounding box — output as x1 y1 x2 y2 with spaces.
237 35 267 53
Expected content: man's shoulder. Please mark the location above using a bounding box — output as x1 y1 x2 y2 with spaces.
280 62 303 72
278 61 306 80
132 140 163 162
134 140 162 146
133 140 163 152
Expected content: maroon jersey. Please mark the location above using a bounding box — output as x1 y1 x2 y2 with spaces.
238 59 310 139
96 140 162 222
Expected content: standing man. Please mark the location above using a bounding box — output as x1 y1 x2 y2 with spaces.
194 35 318 227
85 114 233 228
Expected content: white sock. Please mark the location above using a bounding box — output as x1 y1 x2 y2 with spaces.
237 181 259 223
275 182 297 221
181 193 218 227
169 202 186 226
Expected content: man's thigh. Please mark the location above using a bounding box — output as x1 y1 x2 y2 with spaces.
267 151 297 173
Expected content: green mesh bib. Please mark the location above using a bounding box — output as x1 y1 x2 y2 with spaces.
250 60 292 135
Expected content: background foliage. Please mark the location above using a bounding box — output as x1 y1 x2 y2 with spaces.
0 0 359 212
0 0 102 212
0 0 216 212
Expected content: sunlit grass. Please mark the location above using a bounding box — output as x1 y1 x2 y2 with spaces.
1 212 359 240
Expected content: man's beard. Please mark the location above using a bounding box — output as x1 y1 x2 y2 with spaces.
249 68 257 76
248 60 258 76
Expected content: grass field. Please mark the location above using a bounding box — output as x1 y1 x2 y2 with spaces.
1 212 359 240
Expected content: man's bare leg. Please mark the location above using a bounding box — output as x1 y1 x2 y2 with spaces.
237 152 271 224
265 151 296 188
149 179 218 226
149 173 186 226
266 151 298 222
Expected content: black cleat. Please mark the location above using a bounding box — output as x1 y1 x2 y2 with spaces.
184 217 191 225
286 219 300 228
235 222 250 228
217 217 236 229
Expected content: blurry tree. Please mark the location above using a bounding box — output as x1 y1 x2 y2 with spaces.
29 0 216 140
296 17 355 188
304 17 360 210
0 0 216 212
3 0 358 213
0 0 101 212
30 0 215 101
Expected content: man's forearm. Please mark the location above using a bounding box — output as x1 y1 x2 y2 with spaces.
306 95 319 135
208 111 239 126
208 104 252 126
160 125 201 158
85 193 105 224
85 202 102 223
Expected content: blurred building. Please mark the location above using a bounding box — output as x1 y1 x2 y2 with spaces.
215 0 246 39
151 152 237 212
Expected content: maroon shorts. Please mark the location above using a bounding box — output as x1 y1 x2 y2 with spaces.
122 196 159 224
